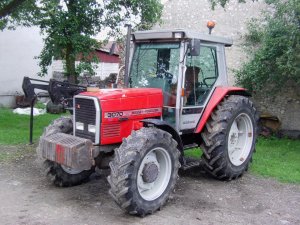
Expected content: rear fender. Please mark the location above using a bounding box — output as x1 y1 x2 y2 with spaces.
195 86 251 133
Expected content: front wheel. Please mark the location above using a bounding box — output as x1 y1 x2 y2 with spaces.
201 95 259 180
107 127 180 216
44 160 94 187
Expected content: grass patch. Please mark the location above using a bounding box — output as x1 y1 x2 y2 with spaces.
184 138 300 184
0 108 66 145
184 148 202 159
251 137 300 184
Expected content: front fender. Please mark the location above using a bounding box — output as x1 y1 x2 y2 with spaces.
141 119 184 152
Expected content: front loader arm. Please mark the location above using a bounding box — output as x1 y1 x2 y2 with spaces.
22 76 87 110
22 77 49 101
48 79 86 109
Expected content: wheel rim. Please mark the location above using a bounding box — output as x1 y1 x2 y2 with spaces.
137 147 172 201
227 113 254 166
61 165 83 175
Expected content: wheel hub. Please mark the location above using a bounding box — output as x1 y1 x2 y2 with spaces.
142 162 159 183
137 147 172 201
61 165 83 175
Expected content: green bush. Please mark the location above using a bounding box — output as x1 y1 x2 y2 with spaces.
235 0 300 93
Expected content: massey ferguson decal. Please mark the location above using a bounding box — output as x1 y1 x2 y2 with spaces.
104 108 161 118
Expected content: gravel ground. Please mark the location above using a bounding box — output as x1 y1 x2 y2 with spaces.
0 145 299 225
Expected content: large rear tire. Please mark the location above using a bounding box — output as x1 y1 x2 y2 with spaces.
37 117 95 187
107 127 180 217
201 95 259 180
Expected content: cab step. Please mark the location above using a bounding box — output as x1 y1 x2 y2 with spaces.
183 143 199 150
181 159 201 170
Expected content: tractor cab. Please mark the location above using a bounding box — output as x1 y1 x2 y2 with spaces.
129 29 233 132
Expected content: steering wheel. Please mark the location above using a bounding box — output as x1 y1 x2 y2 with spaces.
157 68 173 83
164 70 173 80
203 76 217 87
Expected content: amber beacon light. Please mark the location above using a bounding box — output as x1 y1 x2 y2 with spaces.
207 21 216 35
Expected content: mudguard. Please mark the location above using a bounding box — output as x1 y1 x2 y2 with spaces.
195 86 251 133
141 118 184 152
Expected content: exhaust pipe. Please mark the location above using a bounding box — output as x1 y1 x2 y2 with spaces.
124 24 132 87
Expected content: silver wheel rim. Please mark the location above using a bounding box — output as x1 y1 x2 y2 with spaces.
61 165 83 175
137 147 172 201
228 113 254 166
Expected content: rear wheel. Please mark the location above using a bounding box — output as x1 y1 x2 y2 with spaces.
107 127 180 216
37 117 94 187
201 95 259 180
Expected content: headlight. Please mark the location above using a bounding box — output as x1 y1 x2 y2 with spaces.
75 122 84 130
88 124 96 133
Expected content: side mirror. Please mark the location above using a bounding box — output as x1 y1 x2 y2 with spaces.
188 39 200 56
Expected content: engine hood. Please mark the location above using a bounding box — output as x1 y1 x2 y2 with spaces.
79 88 162 100
78 88 163 112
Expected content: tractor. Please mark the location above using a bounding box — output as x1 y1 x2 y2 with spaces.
25 28 258 217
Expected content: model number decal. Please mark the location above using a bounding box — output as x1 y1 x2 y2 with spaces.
104 108 161 118
105 112 124 118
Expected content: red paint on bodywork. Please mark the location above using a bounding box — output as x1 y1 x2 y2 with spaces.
133 121 144 130
79 88 163 145
195 86 247 133
55 144 65 164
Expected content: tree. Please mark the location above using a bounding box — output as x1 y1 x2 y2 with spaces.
0 0 27 18
0 0 163 83
235 0 300 93
0 0 37 30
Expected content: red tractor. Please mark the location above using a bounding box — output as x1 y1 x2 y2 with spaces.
32 29 258 216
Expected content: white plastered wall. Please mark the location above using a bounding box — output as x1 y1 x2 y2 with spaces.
0 26 52 107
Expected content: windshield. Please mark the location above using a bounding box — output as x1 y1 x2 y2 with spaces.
130 43 180 94
129 42 180 126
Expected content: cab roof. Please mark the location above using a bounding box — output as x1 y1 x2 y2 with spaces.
132 29 233 47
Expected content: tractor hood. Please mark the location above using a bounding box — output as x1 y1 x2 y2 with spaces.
78 88 163 112
79 88 162 100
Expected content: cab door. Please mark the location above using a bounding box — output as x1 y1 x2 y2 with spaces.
179 44 221 132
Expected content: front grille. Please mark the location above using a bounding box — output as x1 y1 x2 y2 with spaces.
74 97 97 143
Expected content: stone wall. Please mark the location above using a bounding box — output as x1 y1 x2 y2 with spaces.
253 83 300 137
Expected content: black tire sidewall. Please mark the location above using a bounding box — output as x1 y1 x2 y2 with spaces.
224 103 257 174
108 128 180 216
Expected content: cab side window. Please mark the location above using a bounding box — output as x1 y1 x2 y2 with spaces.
184 46 218 106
